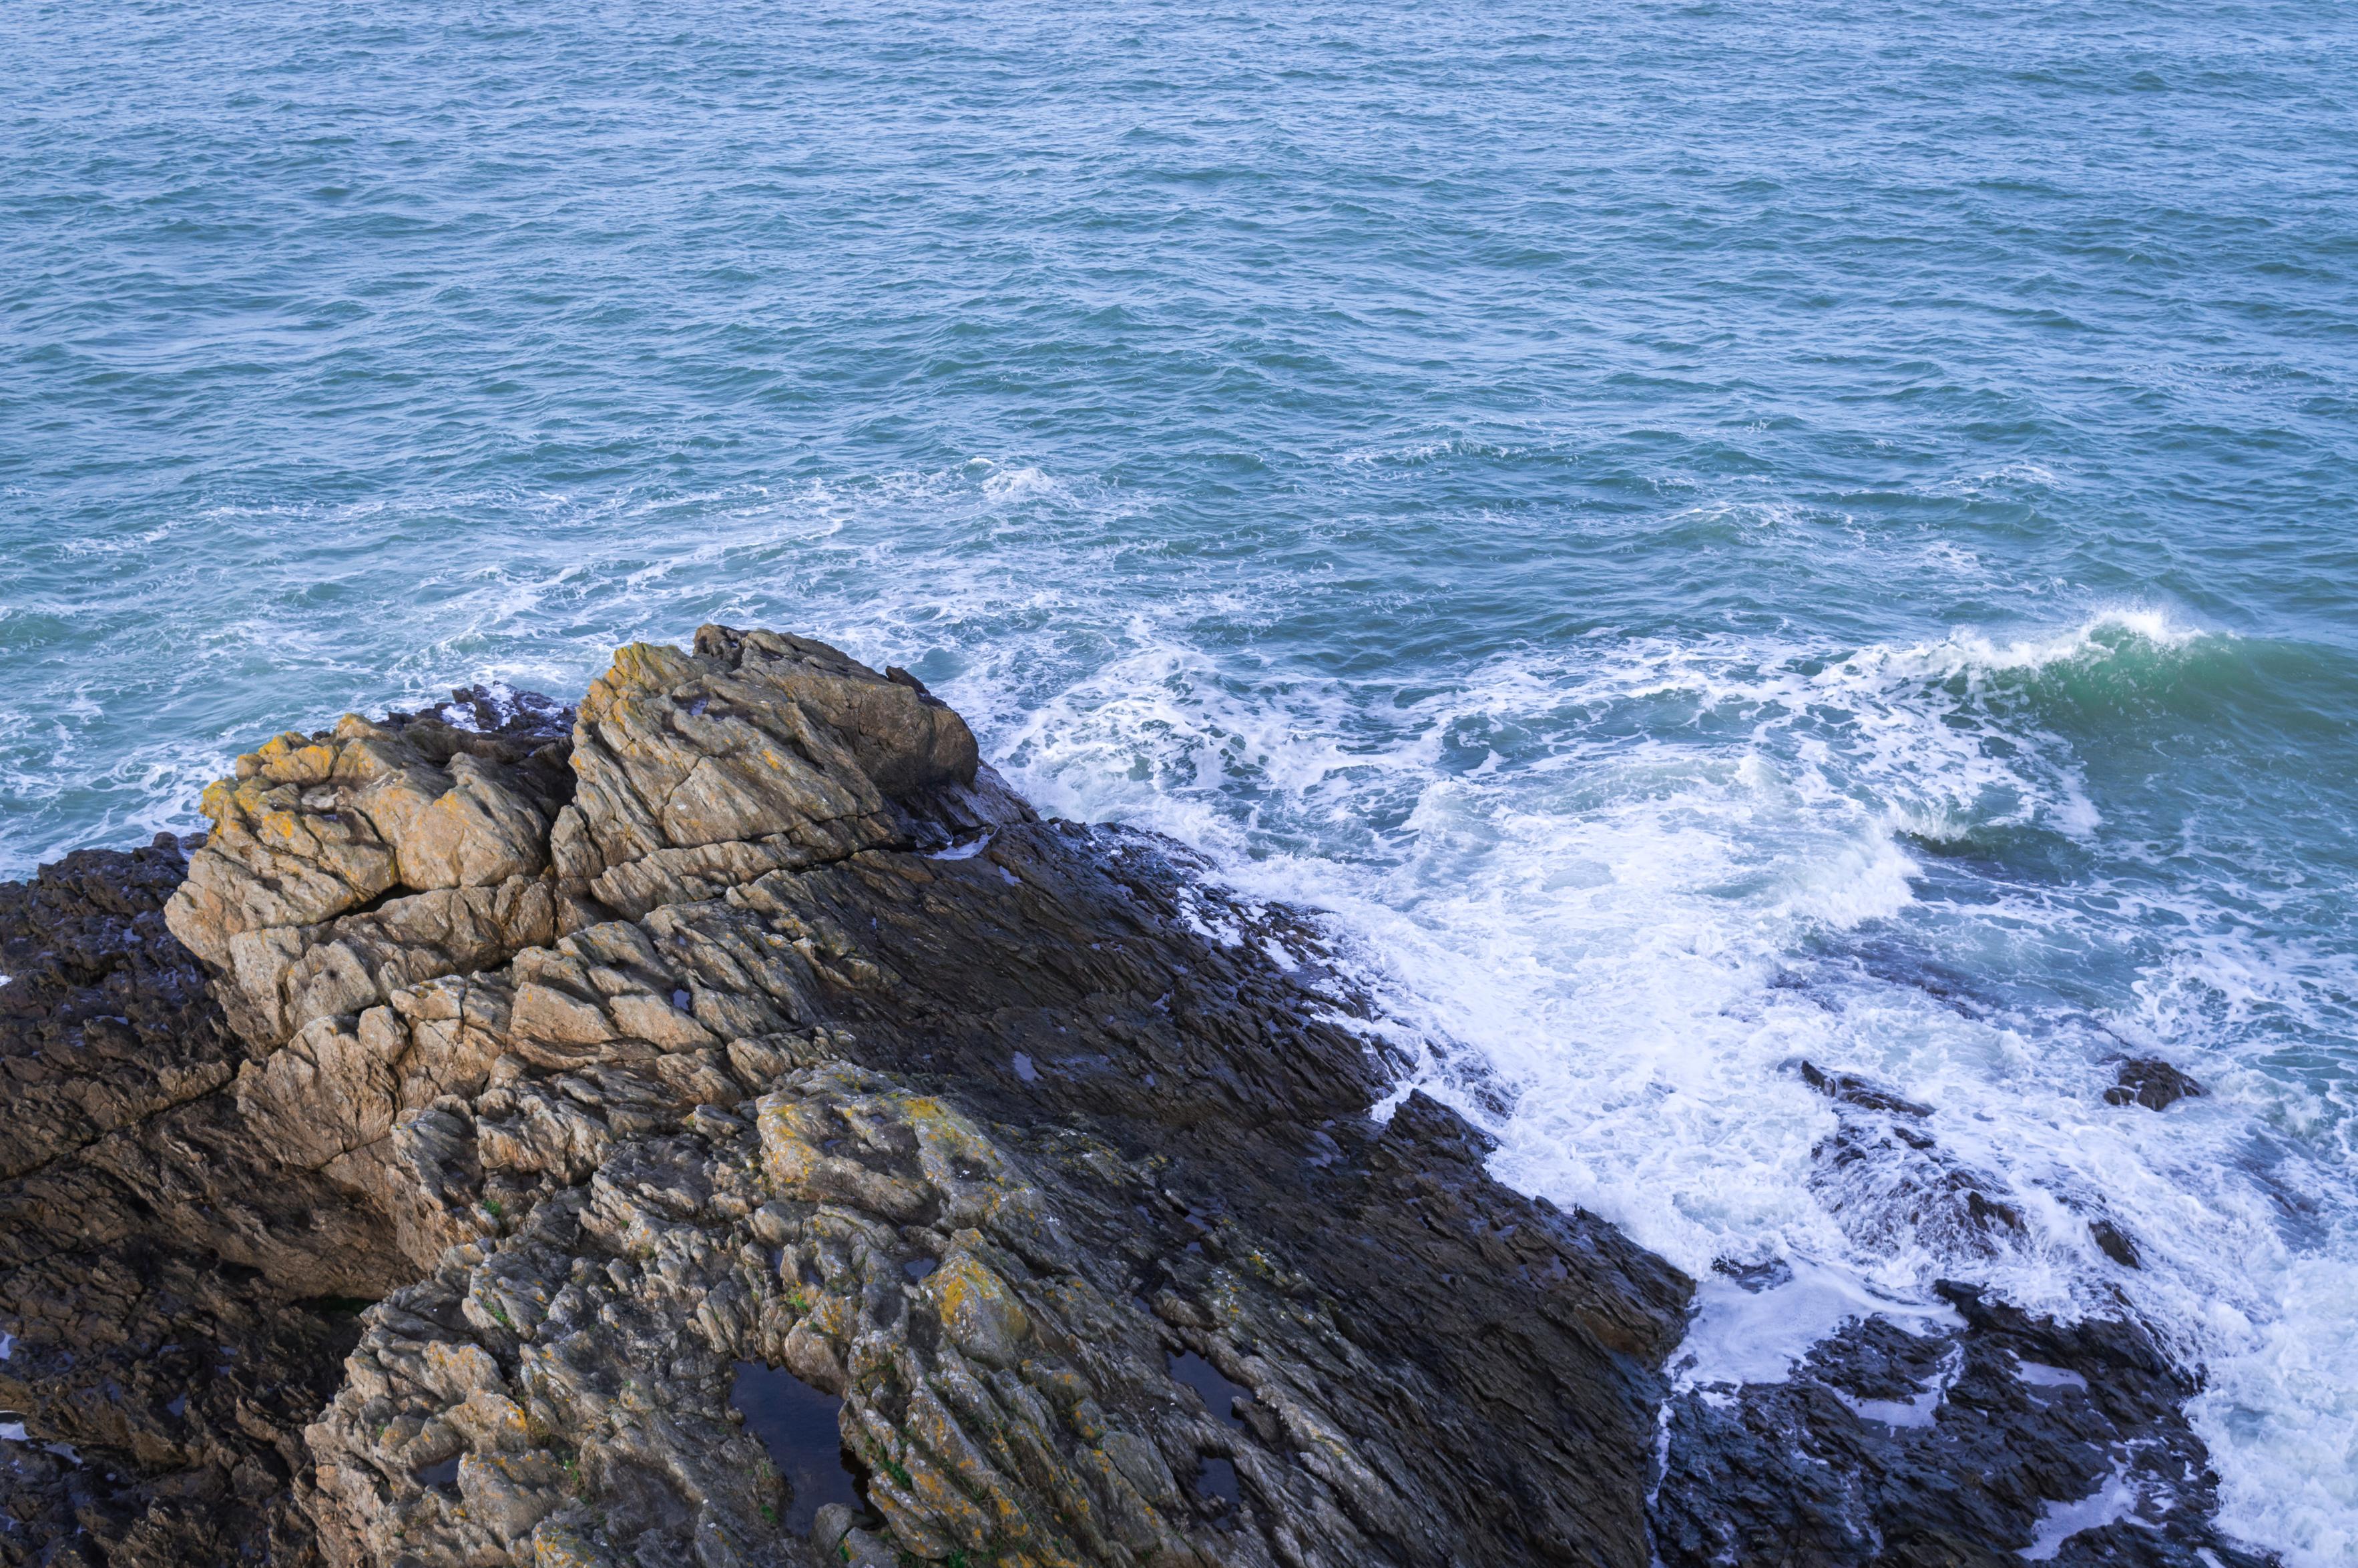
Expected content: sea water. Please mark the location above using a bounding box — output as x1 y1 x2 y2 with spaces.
3 0 2355 1555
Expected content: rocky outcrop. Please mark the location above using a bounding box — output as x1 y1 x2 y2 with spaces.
2 629 1688 1568
2104 1058 2203 1113
549 625 1027 923
164 690 575 1051
0 627 2276 1568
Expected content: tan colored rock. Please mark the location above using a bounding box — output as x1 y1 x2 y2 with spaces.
167 710 569 1045
559 625 1005 917
170 762 402 969
250 876 556 1044
233 973 511 1177
307 1066 1261 1568
367 750 552 892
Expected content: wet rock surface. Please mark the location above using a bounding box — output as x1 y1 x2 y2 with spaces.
2104 1059 2204 1113
1655 1285 2271 1568
1650 1065 2272 1568
0 627 2273 1567
2 836 377 1567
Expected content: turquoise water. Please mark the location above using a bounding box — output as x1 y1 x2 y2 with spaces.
5 0 2357 1552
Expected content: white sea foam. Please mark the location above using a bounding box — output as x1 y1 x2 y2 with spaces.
2192 1253 2358 1563
2015 1357 2089 1391
927 832 995 860
912 602 2346 1561
1675 1260 1960 1390
2022 1461 2143 1559
984 613 2229 1294
977 462 1066 501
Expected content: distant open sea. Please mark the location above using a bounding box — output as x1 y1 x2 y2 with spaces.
5 0 2355 1554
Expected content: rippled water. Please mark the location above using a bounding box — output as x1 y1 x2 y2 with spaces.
5 0 2357 1555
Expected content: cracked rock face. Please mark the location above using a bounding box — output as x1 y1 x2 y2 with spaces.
3 627 1690 1568
551 625 1023 923
165 697 576 1050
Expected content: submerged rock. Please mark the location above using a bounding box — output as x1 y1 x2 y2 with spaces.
0 628 2275 1567
2104 1057 2204 1113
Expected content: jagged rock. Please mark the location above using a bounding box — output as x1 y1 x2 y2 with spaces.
1798 1060 1935 1119
552 625 1029 921
165 698 576 1048
1656 1286 2271 1568
1799 1066 2032 1265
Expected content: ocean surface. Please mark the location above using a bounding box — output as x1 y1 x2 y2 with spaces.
5 0 2356 1555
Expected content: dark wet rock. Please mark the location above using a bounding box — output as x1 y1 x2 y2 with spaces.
419 685 577 744
1799 1060 1935 1120
1 835 375 1567
1654 1284 2273 1568
2089 1218 2142 1270
1803 1070 2031 1264
2105 1057 2204 1112
1711 1256 1796 1294
1166 1352 1252 1432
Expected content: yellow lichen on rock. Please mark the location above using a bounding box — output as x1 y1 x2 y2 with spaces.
168 707 569 1045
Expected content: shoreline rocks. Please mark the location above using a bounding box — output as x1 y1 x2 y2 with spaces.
1654 1284 2272 1568
0 627 2276 1567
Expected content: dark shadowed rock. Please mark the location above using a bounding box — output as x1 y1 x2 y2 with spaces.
1 835 374 1568
1799 1059 1935 1120
1654 1284 2273 1568
2105 1057 2204 1112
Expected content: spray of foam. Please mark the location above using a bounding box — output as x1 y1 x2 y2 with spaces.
942 603 2351 1562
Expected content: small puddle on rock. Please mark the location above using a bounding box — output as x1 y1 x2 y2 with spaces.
730 1360 866 1536
1194 1455 1240 1510
417 1455 461 1487
1168 1350 1250 1430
